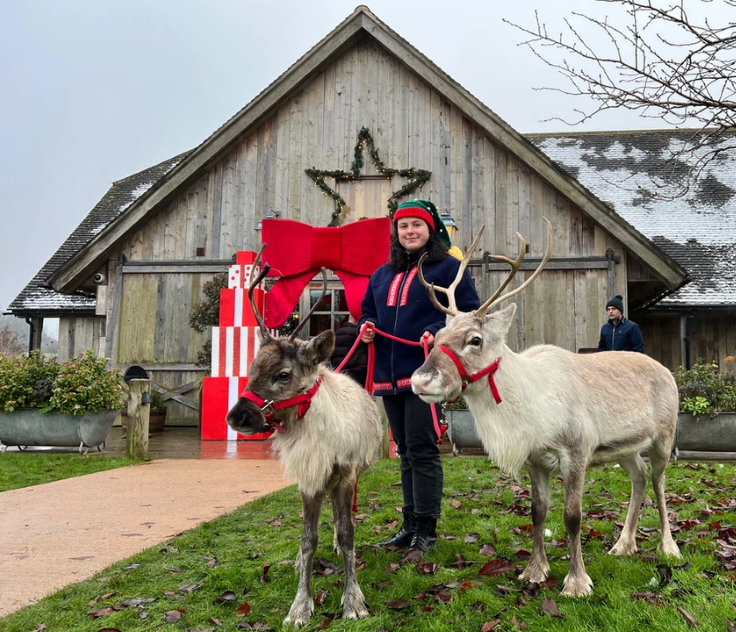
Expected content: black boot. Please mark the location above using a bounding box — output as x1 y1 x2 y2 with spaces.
409 516 437 552
375 510 416 549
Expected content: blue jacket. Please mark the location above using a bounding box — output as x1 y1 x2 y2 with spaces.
360 254 480 395
597 318 644 352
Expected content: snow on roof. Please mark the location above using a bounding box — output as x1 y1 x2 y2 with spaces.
527 130 736 307
7 151 192 314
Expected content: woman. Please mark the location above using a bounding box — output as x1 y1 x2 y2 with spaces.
360 199 480 551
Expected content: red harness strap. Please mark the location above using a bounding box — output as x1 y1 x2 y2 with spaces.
436 345 503 404
240 377 323 434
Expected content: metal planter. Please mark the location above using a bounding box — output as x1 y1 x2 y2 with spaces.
0 409 118 454
446 409 736 459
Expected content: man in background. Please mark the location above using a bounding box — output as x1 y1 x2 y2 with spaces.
598 294 644 353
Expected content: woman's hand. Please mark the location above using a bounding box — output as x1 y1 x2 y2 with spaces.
361 322 376 343
421 332 435 348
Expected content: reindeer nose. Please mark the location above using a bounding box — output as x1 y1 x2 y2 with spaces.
411 372 434 394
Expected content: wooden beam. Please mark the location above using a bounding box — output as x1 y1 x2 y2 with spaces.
484 256 615 272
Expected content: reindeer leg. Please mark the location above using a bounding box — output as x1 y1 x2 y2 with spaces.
609 452 647 556
560 459 594 597
331 474 369 620
649 445 681 557
519 465 551 584
284 490 324 627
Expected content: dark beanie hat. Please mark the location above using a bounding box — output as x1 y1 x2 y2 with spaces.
606 295 624 313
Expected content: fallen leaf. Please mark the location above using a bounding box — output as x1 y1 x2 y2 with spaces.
164 610 183 623
319 620 332 629
416 562 440 574
481 621 501 631
677 607 698 627
205 556 218 568
387 563 401 573
631 592 664 605
656 564 673 587
465 532 481 544
315 589 328 605
451 500 462 509
88 608 113 618
236 601 252 616
479 560 516 576
213 591 238 604
541 597 563 618
401 548 425 563
515 549 531 560
512 615 528 629
479 543 497 556
385 598 412 609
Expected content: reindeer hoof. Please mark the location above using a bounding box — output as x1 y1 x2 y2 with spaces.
561 572 594 597
658 539 682 558
519 561 550 584
609 539 638 556
284 597 314 627
342 599 370 620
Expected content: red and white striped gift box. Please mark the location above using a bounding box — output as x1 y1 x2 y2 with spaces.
218 288 265 327
200 376 273 441
210 326 261 377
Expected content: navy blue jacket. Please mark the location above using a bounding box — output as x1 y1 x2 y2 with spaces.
360 254 480 395
597 318 644 352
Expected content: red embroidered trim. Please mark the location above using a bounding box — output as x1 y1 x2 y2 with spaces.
396 377 413 389
400 267 418 306
387 272 404 307
373 382 393 391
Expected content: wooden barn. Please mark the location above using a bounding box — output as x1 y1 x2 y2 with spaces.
14 6 734 424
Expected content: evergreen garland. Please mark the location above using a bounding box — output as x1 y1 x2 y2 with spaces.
305 127 432 226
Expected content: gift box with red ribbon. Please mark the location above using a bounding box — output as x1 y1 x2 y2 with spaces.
201 376 273 441
210 325 261 378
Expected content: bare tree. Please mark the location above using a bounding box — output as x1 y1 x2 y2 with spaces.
0 326 24 358
507 0 736 195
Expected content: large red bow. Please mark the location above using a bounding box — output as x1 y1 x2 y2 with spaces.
261 217 391 328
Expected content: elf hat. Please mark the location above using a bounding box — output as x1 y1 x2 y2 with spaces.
393 199 452 249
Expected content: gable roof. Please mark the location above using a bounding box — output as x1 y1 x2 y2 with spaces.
7 152 191 316
528 130 736 308
46 5 686 295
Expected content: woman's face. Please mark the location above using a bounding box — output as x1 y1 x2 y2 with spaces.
396 217 430 253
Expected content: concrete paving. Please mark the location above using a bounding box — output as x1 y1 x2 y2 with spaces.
0 457 291 617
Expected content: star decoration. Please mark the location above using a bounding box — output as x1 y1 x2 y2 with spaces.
305 126 432 226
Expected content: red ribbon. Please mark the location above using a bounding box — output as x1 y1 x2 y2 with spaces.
261 218 391 328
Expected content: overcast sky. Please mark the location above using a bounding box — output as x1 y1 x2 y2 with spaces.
0 0 699 333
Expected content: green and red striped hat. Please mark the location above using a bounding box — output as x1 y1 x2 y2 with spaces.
393 199 451 248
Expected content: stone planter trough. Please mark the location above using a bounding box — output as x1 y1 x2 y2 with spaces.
446 409 736 459
0 409 118 454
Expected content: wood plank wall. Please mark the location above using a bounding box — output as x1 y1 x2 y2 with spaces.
58 316 106 362
689 315 736 369
115 38 630 363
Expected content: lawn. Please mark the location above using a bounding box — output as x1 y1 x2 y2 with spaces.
1 457 735 631
0 453 141 492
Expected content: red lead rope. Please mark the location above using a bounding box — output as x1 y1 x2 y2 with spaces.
335 323 445 441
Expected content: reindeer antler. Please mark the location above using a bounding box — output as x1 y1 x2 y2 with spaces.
475 217 553 318
418 227 486 317
249 244 272 339
289 268 329 341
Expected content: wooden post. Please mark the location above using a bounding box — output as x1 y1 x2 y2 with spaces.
126 379 151 459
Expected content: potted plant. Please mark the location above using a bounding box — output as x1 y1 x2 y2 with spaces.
121 386 168 434
444 397 484 456
674 358 736 452
0 351 125 453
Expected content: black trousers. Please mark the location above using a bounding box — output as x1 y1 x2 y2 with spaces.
382 392 442 519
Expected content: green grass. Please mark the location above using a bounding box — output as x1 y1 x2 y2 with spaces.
0 453 141 492
1 457 736 631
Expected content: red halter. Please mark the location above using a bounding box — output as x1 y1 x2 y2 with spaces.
240 378 323 434
436 346 503 404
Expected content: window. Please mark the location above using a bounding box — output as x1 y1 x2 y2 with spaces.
306 286 350 337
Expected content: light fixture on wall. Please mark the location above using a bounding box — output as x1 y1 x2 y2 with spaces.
440 210 457 241
255 211 281 231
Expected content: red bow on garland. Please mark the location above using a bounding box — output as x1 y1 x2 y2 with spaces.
261 217 391 328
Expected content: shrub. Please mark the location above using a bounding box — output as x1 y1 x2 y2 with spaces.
0 351 124 415
0 351 61 411
674 358 736 416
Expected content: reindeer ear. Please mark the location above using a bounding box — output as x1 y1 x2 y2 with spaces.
301 330 335 365
482 303 517 338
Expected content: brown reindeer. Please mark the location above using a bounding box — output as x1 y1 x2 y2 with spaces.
411 221 681 597
227 247 381 626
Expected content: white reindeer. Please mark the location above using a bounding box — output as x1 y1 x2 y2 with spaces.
411 221 681 597
227 247 381 626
